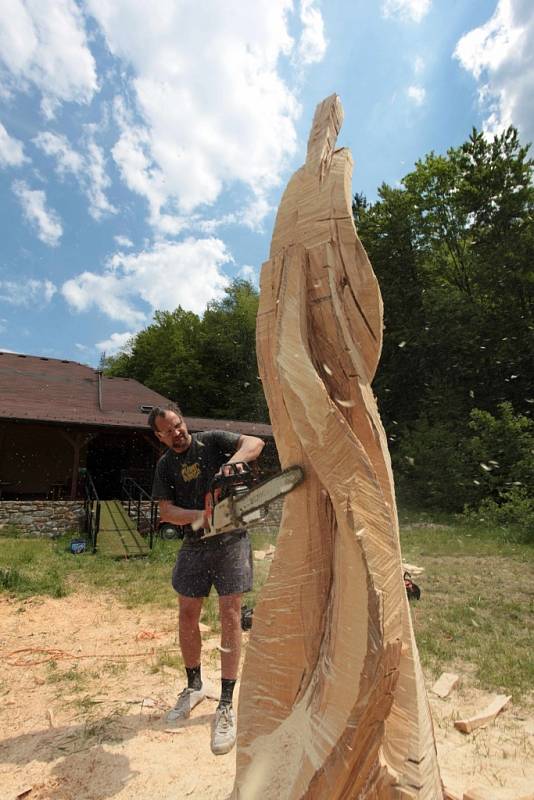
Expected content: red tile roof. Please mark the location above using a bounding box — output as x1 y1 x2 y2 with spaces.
0 351 272 437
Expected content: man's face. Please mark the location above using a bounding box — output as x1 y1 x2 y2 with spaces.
154 411 192 454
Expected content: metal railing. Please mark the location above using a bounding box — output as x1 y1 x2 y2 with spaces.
82 470 101 553
120 475 157 550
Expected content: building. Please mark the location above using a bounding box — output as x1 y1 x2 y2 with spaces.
0 351 274 501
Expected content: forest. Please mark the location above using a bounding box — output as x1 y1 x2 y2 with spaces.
104 126 533 534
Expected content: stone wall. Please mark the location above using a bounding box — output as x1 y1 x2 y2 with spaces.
0 495 284 540
0 501 85 538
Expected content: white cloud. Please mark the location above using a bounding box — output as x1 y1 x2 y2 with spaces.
407 84 426 105
0 278 56 306
454 0 534 142
84 0 325 232
0 0 97 118
297 0 327 65
12 180 63 246
239 264 259 285
414 55 425 75
0 122 29 167
33 130 116 220
382 0 431 23
84 140 117 220
62 238 232 326
95 330 133 356
33 131 83 174
114 235 133 248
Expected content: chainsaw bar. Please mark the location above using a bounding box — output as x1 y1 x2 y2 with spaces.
201 465 304 539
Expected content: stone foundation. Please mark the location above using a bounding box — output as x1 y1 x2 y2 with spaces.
0 501 85 538
0 496 284 540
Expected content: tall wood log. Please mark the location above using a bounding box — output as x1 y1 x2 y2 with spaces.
234 95 443 799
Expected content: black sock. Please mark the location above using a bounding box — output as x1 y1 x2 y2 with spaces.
186 665 202 691
219 678 236 708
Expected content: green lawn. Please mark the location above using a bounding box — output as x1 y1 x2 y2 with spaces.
1 519 533 701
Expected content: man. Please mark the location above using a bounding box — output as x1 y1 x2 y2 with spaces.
149 404 264 755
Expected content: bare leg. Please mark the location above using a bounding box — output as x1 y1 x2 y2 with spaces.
218 593 243 679
178 594 204 668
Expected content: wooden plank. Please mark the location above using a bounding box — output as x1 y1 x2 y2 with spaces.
97 500 150 558
454 694 511 733
431 672 460 698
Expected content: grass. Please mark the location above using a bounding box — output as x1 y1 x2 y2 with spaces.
2 519 533 702
400 513 534 702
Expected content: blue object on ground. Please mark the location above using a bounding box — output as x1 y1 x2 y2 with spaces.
70 539 86 554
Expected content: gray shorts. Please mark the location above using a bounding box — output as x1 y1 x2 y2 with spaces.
171 533 253 598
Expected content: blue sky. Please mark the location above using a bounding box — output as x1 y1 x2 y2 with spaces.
1 0 532 365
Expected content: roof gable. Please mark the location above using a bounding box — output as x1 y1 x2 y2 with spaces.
0 351 272 437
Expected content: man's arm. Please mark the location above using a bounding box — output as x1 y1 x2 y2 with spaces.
158 435 264 524
158 501 203 526
225 434 264 465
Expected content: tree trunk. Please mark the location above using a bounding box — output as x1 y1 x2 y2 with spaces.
234 95 443 799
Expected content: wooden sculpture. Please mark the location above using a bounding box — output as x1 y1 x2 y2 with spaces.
233 95 443 799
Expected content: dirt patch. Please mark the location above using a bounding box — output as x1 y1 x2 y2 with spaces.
1 593 533 800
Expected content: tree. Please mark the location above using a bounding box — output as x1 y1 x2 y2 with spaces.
103 280 268 422
356 126 534 428
355 126 534 510
199 280 268 421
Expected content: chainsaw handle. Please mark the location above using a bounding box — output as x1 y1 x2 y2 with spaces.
217 461 251 477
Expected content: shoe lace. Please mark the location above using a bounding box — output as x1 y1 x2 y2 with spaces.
174 687 193 707
217 706 232 731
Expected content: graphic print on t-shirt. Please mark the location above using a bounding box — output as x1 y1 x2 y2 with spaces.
181 463 201 482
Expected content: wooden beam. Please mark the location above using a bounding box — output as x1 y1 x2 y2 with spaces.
58 429 95 499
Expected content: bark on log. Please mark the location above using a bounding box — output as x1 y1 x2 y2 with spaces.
234 94 442 799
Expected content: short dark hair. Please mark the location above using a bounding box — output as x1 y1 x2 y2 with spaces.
147 403 183 432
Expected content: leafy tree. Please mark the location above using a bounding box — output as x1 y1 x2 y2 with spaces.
103 280 268 422
356 126 533 425
198 280 268 422
104 308 204 413
355 126 534 511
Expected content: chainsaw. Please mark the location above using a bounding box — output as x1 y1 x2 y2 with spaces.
192 462 304 539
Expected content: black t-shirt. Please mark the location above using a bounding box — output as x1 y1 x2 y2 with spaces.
151 430 245 547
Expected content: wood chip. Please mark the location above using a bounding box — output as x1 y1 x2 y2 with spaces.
46 708 54 728
454 694 511 733
198 622 210 633
15 788 33 799
443 788 461 800
254 550 266 560
431 672 459 698
402 561 424 575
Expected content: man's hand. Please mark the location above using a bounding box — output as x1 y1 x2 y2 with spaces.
216 462 246 478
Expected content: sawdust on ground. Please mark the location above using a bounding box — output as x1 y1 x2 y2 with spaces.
1 593 533 800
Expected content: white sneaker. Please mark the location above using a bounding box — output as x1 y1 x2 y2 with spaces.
166 685 206 722
211 704 236 755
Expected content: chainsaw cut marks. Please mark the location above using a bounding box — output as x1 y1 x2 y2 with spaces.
234 94 443 799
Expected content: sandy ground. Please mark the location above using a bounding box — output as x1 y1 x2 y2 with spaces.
1 593 533 800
